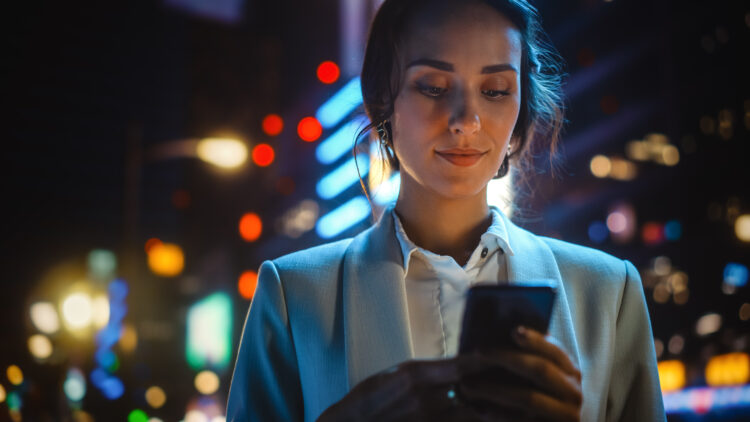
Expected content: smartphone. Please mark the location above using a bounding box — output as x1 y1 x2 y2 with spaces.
458 282 557 354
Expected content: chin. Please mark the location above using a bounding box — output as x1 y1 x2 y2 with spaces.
431 179 488 200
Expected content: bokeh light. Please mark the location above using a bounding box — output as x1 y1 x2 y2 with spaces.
196 138 248 169
144 238 163 253
239 212 263 242
317 60 340 84
7 391 20 411
297 117 323 142
88 249 117 280
740 303 750 321
28 334 53 359
642 222 665 245
735 214 750 242
119 323 138 353
0 383 5 402
147 242 185 277
660 145 680 166
606 211 628 233
262 114 284 136
658 360 686 392
664 220 682 241
30 301 60 334
587 221 608 244
696 313 722 336
91 294 110 328
705 353 750 386
590 155 611 178
64 368 86 402
668 335 685 355
194 370 220 395
185 410 209 422
145 386 167 409
62 292 93 330
7 365 23 385
128 409 149 422
723 262 748 287
251 143 275 167
609 157 637 181
238 270 258 300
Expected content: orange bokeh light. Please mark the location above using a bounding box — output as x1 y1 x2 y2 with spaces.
317 61 340 84
144 238 162 253
238 270 258 299
642 222 665 245
262 114 283 136
297 117 322 142
239 213 263 242
252 144 275 167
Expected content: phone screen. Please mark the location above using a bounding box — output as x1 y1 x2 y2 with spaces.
458 283 556 355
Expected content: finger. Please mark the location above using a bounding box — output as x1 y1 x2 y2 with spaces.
460 382 581 422
513 326 582 380
463 352 582 405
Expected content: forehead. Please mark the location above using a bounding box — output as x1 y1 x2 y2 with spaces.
401 2 523 71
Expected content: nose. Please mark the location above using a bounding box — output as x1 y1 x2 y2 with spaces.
448 92 481 136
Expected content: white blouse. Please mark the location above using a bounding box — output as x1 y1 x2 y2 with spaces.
392 207 515 359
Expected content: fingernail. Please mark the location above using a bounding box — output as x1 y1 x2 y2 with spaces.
514 325 527 343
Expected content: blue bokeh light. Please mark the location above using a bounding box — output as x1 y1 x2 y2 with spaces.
316 154 369 200
588 221 609 244
723 263 748 287
315 77 363 129
316 196 371 239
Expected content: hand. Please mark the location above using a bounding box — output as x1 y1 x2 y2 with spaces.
316 358 485 422
459 326 583 422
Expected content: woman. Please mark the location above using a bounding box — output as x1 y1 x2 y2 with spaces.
227 0 665 420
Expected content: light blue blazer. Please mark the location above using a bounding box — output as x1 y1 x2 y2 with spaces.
227 208 666 421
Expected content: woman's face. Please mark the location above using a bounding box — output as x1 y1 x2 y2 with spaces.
391 2 522 201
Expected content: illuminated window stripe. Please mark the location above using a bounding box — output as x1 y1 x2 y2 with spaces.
373 172 401 205
316 117 368 165
316 196 371 239
315 77 363 129
663 385 750 414
316 154 370 200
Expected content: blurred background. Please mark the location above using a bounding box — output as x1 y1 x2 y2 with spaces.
1 0 748 420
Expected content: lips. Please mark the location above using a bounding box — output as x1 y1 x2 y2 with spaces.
435 148 487 167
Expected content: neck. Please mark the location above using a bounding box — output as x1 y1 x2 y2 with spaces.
394 183 491 265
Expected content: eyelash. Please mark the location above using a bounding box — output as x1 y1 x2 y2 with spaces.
417 84 509 99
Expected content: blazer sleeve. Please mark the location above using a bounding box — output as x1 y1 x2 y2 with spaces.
227 260 304 422
606 260 666 422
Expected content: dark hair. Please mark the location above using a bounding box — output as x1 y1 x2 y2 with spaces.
356 0 566 207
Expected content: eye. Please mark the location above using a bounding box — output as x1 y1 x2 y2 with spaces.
482 89 510 99
417 83 447 97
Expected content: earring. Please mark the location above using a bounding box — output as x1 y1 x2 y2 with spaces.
376 120 390 145
495 147 512 179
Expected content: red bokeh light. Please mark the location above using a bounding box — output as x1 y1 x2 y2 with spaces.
144 238 162 253
239 213 263 242
238 270 258 299
641 222 665 245
262 114 284 136
317 61 340 84
252 144 275 167
297 117 323 142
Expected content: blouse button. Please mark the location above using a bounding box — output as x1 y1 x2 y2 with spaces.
480 247 488 258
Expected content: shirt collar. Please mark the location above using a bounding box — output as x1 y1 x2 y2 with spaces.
390 206 515 272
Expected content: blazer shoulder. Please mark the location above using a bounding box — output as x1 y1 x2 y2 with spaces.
539 236 630 284
271 237 354 274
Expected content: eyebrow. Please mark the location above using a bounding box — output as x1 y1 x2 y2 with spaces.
406 58 518 74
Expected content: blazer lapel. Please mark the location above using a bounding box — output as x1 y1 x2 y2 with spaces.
342 210 413 389
499 211 582 368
